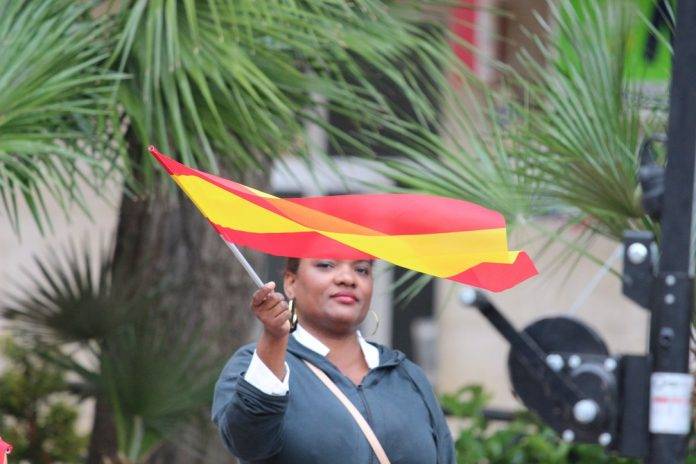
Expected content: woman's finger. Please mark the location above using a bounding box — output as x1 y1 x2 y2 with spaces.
251 282 276 307
270 303 289 320
256 292 284 312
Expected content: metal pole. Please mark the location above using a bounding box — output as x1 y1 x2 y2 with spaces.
648 1 696 462
223 240 265 288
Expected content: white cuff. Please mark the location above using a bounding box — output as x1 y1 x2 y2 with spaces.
244 350 290 396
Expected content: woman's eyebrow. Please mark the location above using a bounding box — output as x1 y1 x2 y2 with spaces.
353 260 372 265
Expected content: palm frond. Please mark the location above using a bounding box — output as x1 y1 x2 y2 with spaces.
2 237 219 460
100 307 217 460
107 1 467 182
2 239 149 346
0 0 125 233
507 0 662 241
379 0 662 240
374 0 668 299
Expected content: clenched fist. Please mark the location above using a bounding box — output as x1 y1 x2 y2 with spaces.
251 281 291 340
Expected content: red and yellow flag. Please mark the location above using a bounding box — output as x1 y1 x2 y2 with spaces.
149 146 536 292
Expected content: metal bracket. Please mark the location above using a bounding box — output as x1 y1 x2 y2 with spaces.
638 134 667 221
622 230 658 310
649 271 693 366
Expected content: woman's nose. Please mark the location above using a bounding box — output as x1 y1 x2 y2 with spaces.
333 264 356 286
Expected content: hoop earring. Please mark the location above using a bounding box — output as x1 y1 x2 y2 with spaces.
288 298 299 333
367 309 379 337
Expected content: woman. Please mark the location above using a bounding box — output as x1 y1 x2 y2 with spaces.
212 258 455 463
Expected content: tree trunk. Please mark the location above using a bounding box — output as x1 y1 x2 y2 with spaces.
86 134 266 464
86 395 118 464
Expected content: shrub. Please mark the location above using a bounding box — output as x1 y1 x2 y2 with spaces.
0 338 87 463
442 385 639 464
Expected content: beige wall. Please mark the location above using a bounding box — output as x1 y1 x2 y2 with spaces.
0 184 121 304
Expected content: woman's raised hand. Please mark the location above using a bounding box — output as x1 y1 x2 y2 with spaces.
251 282 291 339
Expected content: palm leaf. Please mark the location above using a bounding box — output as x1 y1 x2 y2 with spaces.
0 0 125 233
100 306 217 460
106 0 466 183
507 0 662 242
2 239 151 346
375 0 667 298
379 0 660 237
2 238 219 460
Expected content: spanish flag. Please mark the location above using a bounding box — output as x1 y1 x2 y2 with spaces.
149 146 536 292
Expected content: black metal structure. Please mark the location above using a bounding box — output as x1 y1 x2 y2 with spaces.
645 0 696 461
391 267 435 360
461 290 650 458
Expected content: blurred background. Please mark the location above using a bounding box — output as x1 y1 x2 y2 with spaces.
0 0 686 463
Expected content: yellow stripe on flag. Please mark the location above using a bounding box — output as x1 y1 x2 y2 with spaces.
321 230 516 277
172 175 311 233
175 174 382 235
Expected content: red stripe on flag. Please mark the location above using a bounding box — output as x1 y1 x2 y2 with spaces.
211 223 375 259
149 146 258 195
450 252 537 292
149 147 505 235
286 194 504 234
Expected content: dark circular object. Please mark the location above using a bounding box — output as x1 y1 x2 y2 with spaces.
507 316 609 431
658 327 674 347
518 316 609 356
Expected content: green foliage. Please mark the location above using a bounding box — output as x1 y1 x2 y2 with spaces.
106 0 465 183
3 243 219 461
442 385 638 464
508 0 662 242
598 0 672 82
0 338 87 463
98 301 218 461
3 0 467 232
0 0 124 233
4 241 134 346
383 0 665 240
379 0 670 296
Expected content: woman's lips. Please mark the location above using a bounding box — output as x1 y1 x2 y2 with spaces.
331 294 358 304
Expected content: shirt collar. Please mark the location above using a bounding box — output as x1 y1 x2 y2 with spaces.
292 323 380 369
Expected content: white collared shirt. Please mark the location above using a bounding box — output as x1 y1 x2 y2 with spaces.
244 323 380 395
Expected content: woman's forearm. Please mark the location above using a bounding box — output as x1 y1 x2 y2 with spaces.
256 330 289 381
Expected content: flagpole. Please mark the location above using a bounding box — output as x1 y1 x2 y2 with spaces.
222 239 265 288
222 238 298 332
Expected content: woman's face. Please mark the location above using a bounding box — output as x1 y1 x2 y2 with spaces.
284 259 373 335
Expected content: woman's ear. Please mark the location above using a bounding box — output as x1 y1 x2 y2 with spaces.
283 270 296 299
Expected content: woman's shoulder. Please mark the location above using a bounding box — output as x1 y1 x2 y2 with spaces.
364 340 418 370
385 351 436 395
399 357 432 386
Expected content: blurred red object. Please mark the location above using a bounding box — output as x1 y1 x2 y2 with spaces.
0 436 11 464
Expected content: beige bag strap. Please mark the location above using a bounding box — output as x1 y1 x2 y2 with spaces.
303 360 391 464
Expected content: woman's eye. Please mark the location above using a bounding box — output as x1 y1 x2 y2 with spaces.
356 267 370 275
316 261 333 268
